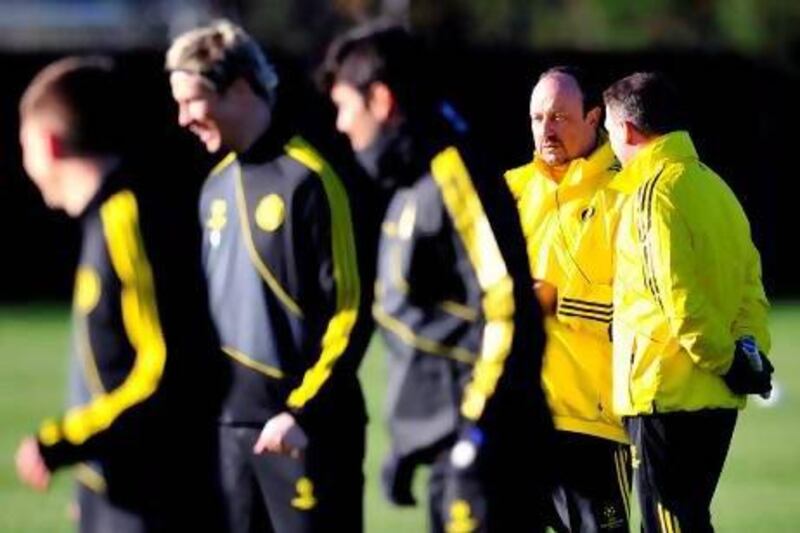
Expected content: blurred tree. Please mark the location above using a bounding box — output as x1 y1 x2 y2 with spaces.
219 0 800 65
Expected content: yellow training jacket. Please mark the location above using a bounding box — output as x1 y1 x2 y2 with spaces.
505 141 627 443
609 131 770 416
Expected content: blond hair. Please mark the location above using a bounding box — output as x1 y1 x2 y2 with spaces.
166 19 278 102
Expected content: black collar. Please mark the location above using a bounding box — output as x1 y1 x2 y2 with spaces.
238 101 293 165
80 163 129 219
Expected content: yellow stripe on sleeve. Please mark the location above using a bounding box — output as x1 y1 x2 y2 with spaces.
430 147 515 422
373 304 477 364
39 190 166 446
284 137 361 410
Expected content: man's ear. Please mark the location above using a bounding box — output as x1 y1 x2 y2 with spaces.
623 120 638 145
367 82 395 122
46 128 66 160
586 106 602 129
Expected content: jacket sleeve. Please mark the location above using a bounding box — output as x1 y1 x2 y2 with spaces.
37 191 167 470
731 241 771 353
282 138 362 418
643 178 734 374
429 147 519 426
373 190 481 366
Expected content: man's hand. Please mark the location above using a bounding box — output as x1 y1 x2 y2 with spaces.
15 437 51 491
534 279 558 316
253 412 308 458
722 339 774 397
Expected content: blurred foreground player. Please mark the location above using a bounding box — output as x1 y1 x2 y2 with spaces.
15 56 222 532
325 23 555 532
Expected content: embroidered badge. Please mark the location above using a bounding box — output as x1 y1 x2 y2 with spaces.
206 199 227 247
74 267 101 314
291 477 317 510
446 499 477 533
255 194 286 232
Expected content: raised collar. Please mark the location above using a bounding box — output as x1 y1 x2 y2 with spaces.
531 137 617 190
238 100 293 165
80 162 127 220
609 130 697 193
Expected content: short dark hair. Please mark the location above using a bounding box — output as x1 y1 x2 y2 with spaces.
538 66 602 116
603 72 688 136
321 22 419 114
20 56 127 156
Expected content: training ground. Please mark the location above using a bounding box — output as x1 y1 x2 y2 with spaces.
1 304 798 531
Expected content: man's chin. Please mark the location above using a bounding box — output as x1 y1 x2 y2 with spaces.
538 147 566 166
202 138 222 153
541 155 567 167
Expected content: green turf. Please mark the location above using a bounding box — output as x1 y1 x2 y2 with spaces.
1 303 798 531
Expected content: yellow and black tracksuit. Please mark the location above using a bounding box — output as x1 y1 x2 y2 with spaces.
36 170 223 532
610 131 771 532
505 141 631 532
372 113 554 533
201 102 370 533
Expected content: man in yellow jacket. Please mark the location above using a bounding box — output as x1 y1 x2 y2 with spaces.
506 66 631 532
603 72 773 533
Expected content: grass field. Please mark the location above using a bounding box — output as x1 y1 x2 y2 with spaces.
1 303 799 532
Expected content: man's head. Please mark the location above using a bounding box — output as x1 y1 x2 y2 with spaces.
20 56 123 215
166 19 278 153
322 23 416 151
529 66 602 168
603 72 687 165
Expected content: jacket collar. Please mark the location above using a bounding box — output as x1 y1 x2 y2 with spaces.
531 136 617 190
609 130 697 193
238 98 293 165
80 162 127 220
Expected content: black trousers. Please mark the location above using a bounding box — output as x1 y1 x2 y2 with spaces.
78 483 157 533
439 435 551 532
625 409 738 533
548 431 631 533
218 423 364 533
76 445 224 533
426 449 452 533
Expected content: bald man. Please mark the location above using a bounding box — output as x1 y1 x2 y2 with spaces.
505 66 631 532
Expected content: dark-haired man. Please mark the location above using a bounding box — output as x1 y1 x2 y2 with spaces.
325 23 554 532
604 71 773 533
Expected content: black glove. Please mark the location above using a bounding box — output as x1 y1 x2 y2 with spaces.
722 339 774 396
381 452 417 506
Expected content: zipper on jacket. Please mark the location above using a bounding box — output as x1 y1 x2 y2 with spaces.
628 339 636 408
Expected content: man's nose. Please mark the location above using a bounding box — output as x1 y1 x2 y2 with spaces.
543 116 557 136
178 106 192 127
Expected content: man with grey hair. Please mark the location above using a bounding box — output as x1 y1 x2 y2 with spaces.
604 72 772 532
167 19 371 533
